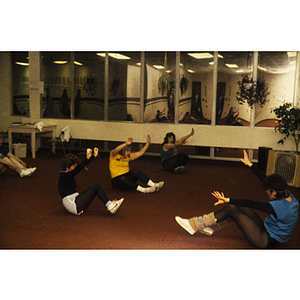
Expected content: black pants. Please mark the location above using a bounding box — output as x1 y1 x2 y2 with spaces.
111 169 150 190
214 204 279 249
162 153 189 171
75 184 109 213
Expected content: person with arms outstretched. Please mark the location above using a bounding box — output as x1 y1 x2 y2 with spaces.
161 128 194 173
175 150 299 248
109 135 164 193
58 147 124 215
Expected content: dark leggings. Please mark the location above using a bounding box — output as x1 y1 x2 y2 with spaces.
214 204 279 249
75 184 109 213
162 153 189 171
112 169 150 190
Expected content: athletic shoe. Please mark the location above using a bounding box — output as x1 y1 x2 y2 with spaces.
107 198 124 214
154 181 164 191
175 216 213 236
144 186 156 193
28 167 36 176
173 166 185 173
19 168 35 177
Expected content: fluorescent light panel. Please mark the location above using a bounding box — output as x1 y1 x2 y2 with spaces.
96 53 131 60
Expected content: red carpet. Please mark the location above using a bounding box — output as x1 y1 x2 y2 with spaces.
1 149 300 249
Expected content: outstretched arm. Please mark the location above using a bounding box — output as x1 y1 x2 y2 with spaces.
240 149 266 182
133 134 151 160
175 128 194 147
111 138 133 157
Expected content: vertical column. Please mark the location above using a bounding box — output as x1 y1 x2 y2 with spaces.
174 51 180 124
293 51 300 106
211 51 218 126
140 51 145 122
28 51 41 119
104 52 109 121
250 51 258 128
70 52 75 119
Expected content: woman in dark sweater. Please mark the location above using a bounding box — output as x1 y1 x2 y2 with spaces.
58 147 124 215
175 150 299 248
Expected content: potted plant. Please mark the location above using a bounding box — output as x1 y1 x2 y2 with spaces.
273 102 300 154
236 73 270 108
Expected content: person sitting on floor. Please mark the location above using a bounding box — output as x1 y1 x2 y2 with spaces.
58 148 124 215
161 128 194 173
109 135 164 194
0 133 36 177
175 149 299 249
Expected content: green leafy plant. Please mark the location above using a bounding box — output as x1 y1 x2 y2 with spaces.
273 102 300 154
236 73 270 108
158 72 170 95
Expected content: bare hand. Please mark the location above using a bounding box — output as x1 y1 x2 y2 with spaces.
211 191 230 206
126 138 133 145
147 134 151 144
191 128 194 136
86 148 92 159
240 150 253 167
94 147 99 157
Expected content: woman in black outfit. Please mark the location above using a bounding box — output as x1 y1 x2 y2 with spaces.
58 147 124 215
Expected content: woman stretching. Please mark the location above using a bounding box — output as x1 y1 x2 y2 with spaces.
161 128 194 173
58 147 124 215
109 135 164 193
175 150 299 248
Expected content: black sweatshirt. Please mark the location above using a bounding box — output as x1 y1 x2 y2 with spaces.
58 155 94 199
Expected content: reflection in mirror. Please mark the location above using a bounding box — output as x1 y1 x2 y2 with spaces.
144 51 176 123
107 51 141 121
11 52 29 116
217 51 252 127
255 51 296 127
74 52 104 120
41 52 71 119
179 52 214 125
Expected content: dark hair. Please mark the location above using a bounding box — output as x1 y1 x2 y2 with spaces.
262 173 289 199
120 145 132 157
61 153 80 171
163 132 176 144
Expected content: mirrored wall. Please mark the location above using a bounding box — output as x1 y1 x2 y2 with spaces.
10 51 299 127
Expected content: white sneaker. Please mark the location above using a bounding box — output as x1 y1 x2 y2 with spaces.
19 168 35 177
107 198 124 214
174 166 185 173
175 216 213 236
154 181 164 191
144 186 156 194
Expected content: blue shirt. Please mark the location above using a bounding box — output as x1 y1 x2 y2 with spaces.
264 194 299 243
0 146 9 159
161 143 173 164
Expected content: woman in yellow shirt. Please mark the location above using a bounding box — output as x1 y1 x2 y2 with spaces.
109 134 164 193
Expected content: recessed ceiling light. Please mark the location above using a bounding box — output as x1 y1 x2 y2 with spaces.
153 65 165 69
188 53 213 59
15 62 29 66
226 63 238 68
74 61 83 66
96 53 131 60
53 61 68 64
187 69 195 73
